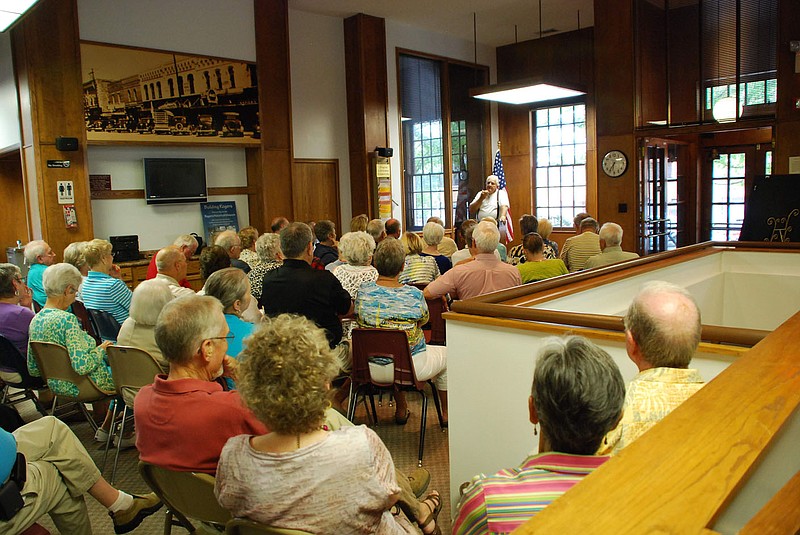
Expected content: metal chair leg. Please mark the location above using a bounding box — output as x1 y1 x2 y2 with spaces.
101 399 119 471
429 381 444 427
417 390 428 467
110 405 128 485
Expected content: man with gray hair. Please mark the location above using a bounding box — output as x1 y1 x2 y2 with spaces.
366 218 386 244
216 230 250 274
146 234 197 287
23 240 56 307
154 246 195 299
599 281 704 455
560 216 601 272
424 221 520 301
584 222 639 269
426 216 457 257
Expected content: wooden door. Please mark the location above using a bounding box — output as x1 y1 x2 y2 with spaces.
292 159 341 232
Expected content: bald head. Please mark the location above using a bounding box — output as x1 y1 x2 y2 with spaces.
156 245 187 281
624 281 702 369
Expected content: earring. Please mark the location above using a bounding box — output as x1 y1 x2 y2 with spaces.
533 424 538 436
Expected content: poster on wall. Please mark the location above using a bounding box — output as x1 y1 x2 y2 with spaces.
201 201 239 245
80 42 260 144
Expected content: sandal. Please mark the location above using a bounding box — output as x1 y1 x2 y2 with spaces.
395 409 411 425
418 492 442 535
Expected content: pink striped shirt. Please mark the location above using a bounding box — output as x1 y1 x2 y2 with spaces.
452 452 609 534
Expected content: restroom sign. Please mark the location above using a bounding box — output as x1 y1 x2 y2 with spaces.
57 181 75 204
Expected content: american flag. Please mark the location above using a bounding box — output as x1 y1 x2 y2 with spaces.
493 148 514 242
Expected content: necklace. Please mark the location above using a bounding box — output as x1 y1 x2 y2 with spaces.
296 435 301 449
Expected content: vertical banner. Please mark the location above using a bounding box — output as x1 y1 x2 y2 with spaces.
375 155 393 220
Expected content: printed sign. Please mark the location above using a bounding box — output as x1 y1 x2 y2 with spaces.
57 181 75 204
200 201 239 245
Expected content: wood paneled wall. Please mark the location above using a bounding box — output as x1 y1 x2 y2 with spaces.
775 0 800 174
292 159 341 231
0 154 30 253
12 0 94 257
344 14 389 219
253 0 295 230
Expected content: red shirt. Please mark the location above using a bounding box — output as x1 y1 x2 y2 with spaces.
134 375 267 474
146 255 192 288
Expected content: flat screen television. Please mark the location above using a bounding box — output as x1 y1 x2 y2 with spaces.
143 158 207 205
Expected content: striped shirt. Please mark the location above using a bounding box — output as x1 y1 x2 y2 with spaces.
559 231 601 272
452 452 609 535
79 270 132 324
398 254 440 285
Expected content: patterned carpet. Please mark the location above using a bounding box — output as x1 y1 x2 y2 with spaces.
14 388 452 534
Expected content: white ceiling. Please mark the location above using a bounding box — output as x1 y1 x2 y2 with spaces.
288 0 595 48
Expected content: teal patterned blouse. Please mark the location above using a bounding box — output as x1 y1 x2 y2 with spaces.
27 307 114 396
355 282 430 356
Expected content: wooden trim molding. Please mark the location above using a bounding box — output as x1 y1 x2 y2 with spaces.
90 186 255 200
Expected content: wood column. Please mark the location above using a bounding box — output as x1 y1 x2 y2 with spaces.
343 13 389 219
774 0 800 174
12 0 94 256
253 0 294 230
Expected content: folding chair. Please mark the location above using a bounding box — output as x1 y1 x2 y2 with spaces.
71 300 101 344
104 346 165 484
139 461 231 535
424 296 448 346
28 341 115 431
225 518 313 535
86 308 122 342
0 334 48 416
349 328 444 466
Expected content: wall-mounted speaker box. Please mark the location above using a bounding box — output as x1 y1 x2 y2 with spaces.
55 137 79 151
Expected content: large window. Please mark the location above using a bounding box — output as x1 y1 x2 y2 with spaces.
533 103 587 228
710 152 746 241
399 53 488 230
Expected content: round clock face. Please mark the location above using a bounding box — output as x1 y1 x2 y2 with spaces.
602 150 628 178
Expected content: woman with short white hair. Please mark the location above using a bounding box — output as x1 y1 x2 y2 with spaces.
420 222 452 275
247 233 283 300
333 232 378 299
116 279 175 369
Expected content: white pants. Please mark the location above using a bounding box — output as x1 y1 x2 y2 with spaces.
368 345 447 391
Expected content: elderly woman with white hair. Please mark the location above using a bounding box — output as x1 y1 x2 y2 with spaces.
23 240 56 308
333 231 378 299
79 239 132 325
247 233 283 300
420 222 452 275
116 279 175 369
204 268 255 365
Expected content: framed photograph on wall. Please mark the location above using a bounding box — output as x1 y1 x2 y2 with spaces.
80 41 260 144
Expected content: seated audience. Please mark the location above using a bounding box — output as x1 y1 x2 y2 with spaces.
425 222 520 301
367 218 387 244
203 268 255 364
247 233 283 300
560 214 601 272
480 217 508 262
399 232 440 285
270 216 289 233
0 416 161 534
516 233 568 283
134 295 266 474
116 279 174 370
79 239 132 324
584 222 640 269
23 240 56 307
356 238 448 424
145 234 197 288
599 281 704 455
537 218 559 259
237 226 260 269
154 245 196 299
259 223 353 372
451 220 500 265
313 220 339 267
426 217 458 258
385 218 402 239
199 245 231 281
215 314 443 535
507 215 539 266
452 335 625 534
27 263 116 441
351 213 369 232
63 241 89 278
0 263 35 357
215 230 250 274
420 222 453 274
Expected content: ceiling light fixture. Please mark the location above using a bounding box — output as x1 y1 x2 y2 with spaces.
0 0 40 32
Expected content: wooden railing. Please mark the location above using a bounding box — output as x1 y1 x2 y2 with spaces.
513 311 800 534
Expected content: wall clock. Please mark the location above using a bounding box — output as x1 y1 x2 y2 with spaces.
602 150 628 178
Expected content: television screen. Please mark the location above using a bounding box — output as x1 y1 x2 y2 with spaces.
144 158 207 205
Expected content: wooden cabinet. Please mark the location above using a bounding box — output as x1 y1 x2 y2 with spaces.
117 256 202 290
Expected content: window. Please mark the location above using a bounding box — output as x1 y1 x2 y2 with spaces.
534 103 587 228
399 53 488 230
710 152 746 240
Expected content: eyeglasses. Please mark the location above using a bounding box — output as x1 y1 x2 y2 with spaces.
206 332 235 342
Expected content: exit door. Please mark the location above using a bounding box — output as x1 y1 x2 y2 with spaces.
640 140 684 254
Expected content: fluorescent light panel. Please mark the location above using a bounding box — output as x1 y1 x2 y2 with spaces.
472 83 585 105
1 1 40 32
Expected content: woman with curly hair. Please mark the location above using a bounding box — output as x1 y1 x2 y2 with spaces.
215 314 443 534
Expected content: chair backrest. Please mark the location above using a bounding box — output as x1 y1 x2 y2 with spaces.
106 346 164 407
138 462 231 527
28 341 113 401
425 296 448 346
351 328 423 390
226 518 313 535
0 334 43 389
86 308 122 342
71 300 100 344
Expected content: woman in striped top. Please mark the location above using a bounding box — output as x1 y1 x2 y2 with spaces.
78 239 132 326
398 232 440 286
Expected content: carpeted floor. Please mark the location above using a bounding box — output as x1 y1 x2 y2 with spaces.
13 388 452 534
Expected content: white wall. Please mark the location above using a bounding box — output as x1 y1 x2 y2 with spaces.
288 9 352 229
88 145 248 250
0 32 21 153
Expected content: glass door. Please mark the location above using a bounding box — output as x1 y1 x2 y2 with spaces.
640 140 682 254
